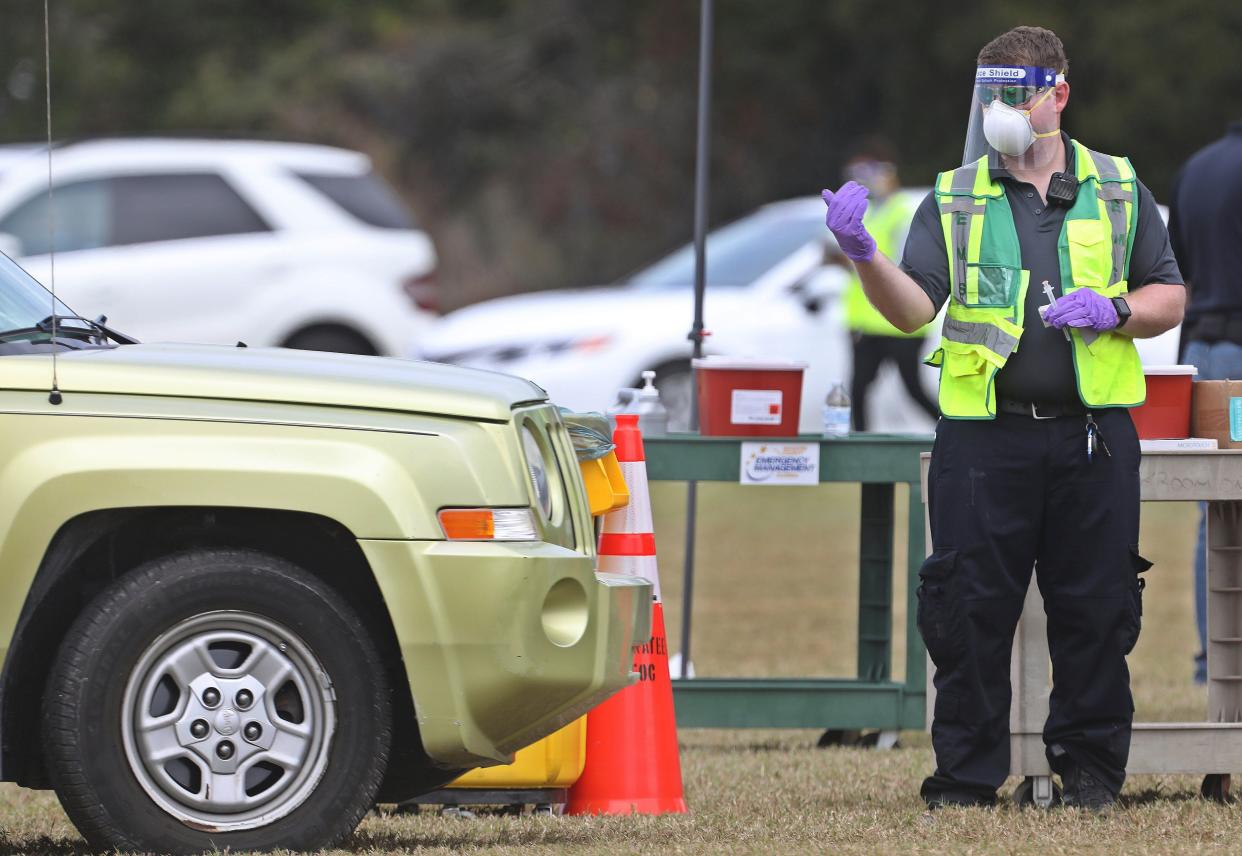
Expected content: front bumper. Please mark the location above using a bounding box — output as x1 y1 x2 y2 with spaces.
360 538 651 768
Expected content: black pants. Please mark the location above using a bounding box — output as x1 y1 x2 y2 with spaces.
919 409 1148 804
850 334 939 431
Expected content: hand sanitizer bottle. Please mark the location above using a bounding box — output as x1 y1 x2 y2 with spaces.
633 370 669 436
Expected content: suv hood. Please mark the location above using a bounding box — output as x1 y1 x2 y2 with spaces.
1 343 546 422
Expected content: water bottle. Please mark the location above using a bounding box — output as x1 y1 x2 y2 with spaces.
632 370 669 436
822 382 851 438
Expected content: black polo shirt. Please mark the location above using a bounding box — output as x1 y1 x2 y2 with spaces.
1169 122 1242 326
900 135 1184 404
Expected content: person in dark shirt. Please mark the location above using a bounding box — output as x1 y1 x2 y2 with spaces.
1168 124 1242 684
821 26 1184 812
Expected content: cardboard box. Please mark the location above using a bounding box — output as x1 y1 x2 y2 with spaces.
1191 380 1242 450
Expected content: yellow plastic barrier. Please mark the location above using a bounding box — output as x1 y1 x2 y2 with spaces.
579 450 630 516
443 450 624 795
448 717 587 789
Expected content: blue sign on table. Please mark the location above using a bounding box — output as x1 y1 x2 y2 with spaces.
1229 397 1242 442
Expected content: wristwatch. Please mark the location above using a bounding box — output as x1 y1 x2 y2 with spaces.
1111 296 1132 328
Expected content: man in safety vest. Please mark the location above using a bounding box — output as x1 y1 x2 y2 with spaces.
821 26 1184 812
838 141 939 431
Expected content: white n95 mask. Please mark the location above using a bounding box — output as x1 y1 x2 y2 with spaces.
981 85 1058 157
983 100 1037 156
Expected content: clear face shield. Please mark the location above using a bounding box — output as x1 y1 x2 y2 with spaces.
963 65 1065 170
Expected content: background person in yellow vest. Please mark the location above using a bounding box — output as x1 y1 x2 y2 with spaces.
837 139 939 431
822 26 1185 813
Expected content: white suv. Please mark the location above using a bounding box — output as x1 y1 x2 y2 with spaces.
0 138 438 355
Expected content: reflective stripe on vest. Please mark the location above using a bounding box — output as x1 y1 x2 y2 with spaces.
926 139 1145 419
1084 148 1134 288
942 316 1019 361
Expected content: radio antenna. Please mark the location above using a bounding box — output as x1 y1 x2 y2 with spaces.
43 0 62 405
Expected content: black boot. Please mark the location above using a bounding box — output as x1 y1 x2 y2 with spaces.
1061 765 1116 813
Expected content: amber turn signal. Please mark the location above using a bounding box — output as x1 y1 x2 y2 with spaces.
438 508 538 541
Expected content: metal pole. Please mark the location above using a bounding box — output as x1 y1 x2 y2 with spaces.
688 0 712 363
679 0 713 680
680 484 699 681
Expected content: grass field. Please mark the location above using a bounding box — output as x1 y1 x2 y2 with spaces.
3 489 1236 854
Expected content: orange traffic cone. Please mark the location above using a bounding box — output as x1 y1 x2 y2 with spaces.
566 414 688 815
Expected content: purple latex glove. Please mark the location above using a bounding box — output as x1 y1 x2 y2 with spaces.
1043 288 1119 332
821 181 876 263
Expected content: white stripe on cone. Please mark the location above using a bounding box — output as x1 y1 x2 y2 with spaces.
600 462 654 536
598 460 663 603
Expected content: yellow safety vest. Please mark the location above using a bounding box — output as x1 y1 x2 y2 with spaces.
924 139 1146 419
844 193 925 337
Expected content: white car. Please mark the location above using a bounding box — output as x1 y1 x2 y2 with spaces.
418 195 1180 433
0 138 438 356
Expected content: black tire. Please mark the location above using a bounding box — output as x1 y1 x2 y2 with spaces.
854 730 901 750
43 549 392 854
816 728 860 748
1201 773 1234 804
815 728 899 750
283 325 377 356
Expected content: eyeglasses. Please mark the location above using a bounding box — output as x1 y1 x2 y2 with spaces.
975 84 1049 108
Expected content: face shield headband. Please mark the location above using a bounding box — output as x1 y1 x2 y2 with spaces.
974 65 1061 107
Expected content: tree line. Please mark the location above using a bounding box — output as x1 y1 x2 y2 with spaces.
1 0 1238 309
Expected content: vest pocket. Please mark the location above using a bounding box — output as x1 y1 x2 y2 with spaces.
1074 327 1146 405
1066 218 1111 289
963 263 1020 308
936 341 998 417
944 346 985 378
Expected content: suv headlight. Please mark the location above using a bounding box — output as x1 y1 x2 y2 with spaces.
522 426 553 519
438 508 538 541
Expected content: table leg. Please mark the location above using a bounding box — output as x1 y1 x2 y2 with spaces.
1207 500 1242 722
858 483 894 682
905 484 927 727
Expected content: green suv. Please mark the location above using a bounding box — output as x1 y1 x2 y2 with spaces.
0 253 651 853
